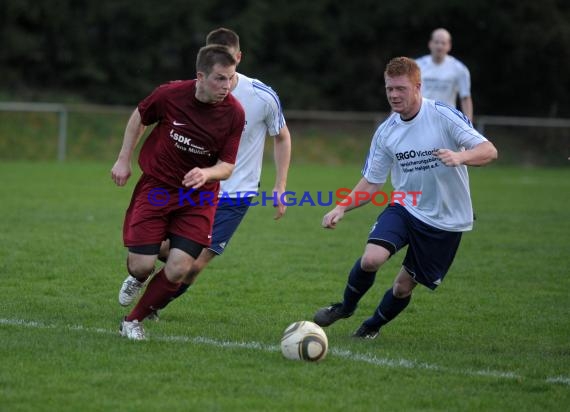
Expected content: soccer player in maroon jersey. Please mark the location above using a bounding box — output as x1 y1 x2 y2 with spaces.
111 45 245 340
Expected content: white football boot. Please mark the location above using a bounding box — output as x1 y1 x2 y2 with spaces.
119 318 146 341
118 275 145 306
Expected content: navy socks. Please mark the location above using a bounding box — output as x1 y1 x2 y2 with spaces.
342 258 377 313
364 287 411 328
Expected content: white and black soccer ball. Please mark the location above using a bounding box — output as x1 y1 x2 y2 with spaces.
281 321 328 362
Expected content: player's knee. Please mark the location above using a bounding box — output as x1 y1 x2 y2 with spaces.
164 260 192 282
127 259 154 279
360 253 387 272
190 260 207 276
392 280 414 298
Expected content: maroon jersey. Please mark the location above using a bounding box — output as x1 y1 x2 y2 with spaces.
137 79 245 191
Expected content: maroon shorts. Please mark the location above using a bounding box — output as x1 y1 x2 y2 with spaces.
123 174 216 248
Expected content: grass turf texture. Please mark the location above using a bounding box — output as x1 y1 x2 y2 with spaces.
0 162 569 411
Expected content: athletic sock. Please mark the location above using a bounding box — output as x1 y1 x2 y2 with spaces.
364 287 411 328
126 269 180 321
342 258 377 313
173 283 191 299
155 282 191 310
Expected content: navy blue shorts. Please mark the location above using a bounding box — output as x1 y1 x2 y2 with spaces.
208 198 251 255
368 204 462 290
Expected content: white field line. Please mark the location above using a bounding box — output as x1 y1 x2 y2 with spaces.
1 318 568 386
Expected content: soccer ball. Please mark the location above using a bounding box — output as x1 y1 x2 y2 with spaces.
280 321 328 362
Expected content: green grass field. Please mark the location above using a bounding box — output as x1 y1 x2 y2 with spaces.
1 161 569 411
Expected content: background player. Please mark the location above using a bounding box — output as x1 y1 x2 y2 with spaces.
416 28 474 121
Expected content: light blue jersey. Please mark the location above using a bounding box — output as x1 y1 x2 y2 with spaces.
416 55 471 108
362 98 486 232
220 73 285 197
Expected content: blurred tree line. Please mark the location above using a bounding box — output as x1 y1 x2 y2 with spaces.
1 0 569 117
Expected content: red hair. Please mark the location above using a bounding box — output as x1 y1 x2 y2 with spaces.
384 57 421 84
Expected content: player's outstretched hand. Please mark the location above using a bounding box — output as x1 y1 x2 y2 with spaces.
322 208 344 229
111 160 131 186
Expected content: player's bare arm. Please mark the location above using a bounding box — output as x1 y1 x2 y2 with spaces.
460 96 474 122
435 141 498 167
111 109 147 186
182 160 235 189
272 125 292 220
322 177 384 229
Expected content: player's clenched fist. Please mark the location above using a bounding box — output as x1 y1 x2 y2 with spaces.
322 208 345 229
